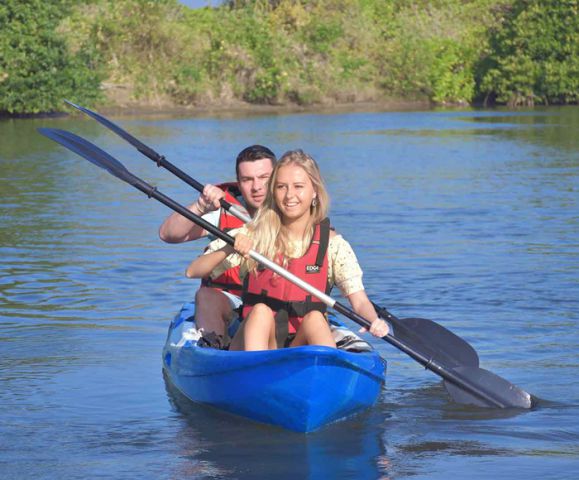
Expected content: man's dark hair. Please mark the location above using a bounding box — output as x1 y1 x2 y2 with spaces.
235 145 277 178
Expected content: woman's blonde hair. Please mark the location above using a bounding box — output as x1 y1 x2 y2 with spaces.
245 149 329 273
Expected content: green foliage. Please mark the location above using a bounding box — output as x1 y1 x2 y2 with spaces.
305 19 343 55
378 0 501 104
428 40 477 105
477 0 579 105
245 67 284 103
0 0 103 115
1 0 576 113
62 0 191 102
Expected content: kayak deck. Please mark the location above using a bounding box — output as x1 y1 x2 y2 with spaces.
162 302 386 432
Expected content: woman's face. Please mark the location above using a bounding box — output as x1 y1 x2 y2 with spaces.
273 164 316 222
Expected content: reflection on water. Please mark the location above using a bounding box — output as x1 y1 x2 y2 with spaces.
164 374 389 479
1 106 578 479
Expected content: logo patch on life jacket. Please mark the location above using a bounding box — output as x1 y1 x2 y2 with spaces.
306 265 320 274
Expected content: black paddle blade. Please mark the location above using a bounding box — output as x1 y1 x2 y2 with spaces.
373 303 479 368
444 366 533 409
38 128 137 185
62 101 223 206
393 317 479 368
64 100 162 162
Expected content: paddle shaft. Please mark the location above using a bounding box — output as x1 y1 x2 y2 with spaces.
143 149 251 224
63 103 484 375
65 98 479 369
181 176 481 368
119 171 509 407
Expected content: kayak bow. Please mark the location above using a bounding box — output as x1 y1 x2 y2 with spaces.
162 302 386 433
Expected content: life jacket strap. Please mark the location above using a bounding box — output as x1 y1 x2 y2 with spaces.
242 291 327 317
274 309 289 349
315 218 331 267
201 277 242 293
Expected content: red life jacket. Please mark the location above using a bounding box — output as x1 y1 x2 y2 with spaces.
241 218 331 347
201 182 246 296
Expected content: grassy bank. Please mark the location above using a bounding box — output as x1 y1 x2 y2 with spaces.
1 0 577 115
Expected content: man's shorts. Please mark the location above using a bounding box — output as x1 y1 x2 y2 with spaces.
221 290 243 310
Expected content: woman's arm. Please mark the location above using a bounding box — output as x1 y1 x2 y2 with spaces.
185 231 253 279
329 234 389 338
347 290 390 338
185 245 234 278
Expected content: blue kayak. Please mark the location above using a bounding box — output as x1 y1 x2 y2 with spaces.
162 302 387 433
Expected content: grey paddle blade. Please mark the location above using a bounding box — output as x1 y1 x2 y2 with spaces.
393 317 479 368
38 128 137 186
64 100 162 162
444 366 533 409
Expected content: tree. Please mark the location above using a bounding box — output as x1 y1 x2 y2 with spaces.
477 0 579 106
0 0 103 115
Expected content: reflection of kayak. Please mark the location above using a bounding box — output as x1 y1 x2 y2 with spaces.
162 302 387 433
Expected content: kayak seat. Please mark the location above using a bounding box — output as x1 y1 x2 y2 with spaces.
180 310 373 353
331 325 373 353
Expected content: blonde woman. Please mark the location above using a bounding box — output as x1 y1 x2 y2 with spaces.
186 150 389 351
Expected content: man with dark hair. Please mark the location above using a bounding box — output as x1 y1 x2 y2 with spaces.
159 145 277 347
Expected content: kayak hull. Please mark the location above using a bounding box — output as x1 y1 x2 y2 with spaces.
162 302 386 433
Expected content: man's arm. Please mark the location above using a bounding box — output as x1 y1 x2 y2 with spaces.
158 184 225 243
159 201 209 243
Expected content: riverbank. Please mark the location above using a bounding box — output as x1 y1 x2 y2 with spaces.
0 97 433 120
92 97 433 119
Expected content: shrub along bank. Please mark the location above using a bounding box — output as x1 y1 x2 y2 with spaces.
0 0 103 115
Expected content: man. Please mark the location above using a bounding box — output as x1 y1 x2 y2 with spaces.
159 145 277 347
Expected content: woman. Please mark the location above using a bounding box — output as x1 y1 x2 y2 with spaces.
186 150 389 351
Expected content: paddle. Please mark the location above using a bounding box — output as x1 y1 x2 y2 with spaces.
371 303 479 368
63 100 251 223
64 101 479 369
38 127 533 409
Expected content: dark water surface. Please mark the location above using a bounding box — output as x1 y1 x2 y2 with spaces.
1 107 578 479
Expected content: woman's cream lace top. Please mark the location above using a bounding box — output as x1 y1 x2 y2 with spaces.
203 227 365 297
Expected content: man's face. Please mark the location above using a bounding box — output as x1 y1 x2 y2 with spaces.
237 158 274 212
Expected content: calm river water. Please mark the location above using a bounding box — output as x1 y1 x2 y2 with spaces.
1 107 578 479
